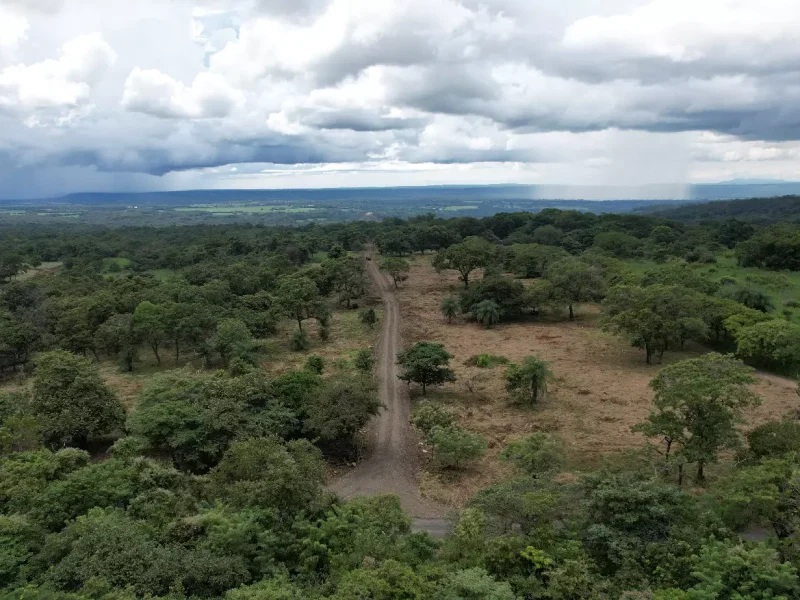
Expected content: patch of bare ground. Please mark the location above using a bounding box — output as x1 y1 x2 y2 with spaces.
396 255 799 508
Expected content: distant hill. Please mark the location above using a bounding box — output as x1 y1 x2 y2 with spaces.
640 195 800 224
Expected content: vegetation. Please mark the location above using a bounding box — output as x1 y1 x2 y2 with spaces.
0 199 799 600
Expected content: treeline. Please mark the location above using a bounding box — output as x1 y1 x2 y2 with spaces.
644 195 800 224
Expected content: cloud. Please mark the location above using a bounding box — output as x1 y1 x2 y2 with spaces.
122 68 244 119
0 32 115 123
3 0 800 197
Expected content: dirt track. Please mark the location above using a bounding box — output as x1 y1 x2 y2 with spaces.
329 255 446 524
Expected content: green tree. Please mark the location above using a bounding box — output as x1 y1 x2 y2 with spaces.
397 342 457 396
637 353 762 483
432 237 495 288
720 287 774 313
472 300 501 329
510 243 569 278
132 301 169 365
211 318 256 367
354 348 375 373
733 319 800 372
428 425 487 470
305 355 324 374
30 351 125 449
545 257 604 320
0 253 28 283
381 257 410 289
276 275 321 331
505 356 552 404
602 285 706 364
441 296 460 323
499 433 564 478
95 314 139 372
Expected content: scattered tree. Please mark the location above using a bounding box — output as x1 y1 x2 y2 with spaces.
397 342 456 396
380 257 410 289
440 296 460 324
472 299 501 329
505 356 553 404
432 236 495 288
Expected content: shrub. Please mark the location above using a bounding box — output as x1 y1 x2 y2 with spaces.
505 356 553 404
747 420 800 460
472 299 501 329
354 348 375 373
499 433 565 477
719 287 775 313
465 354 509 369
360 308 378 328
785 299 800 309
290 330 310 352
319 324 330 341
428 425 487 470
305 355 324 375
411 403 455 437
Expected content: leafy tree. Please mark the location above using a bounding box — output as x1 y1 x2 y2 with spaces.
304 375 381 456
208 437 324 513
602 285 706 364
397 342 457 396
132 301 169 364
472 300 501 329
377 230 413 256
641 263 719 296
30 351 124 449
325 257 367 308
500 433 564 478
510 244 569 278
636 353 762 483
381 257 410 289
411 402 455 438
433 237 495 288
440 296 460 324
276 275 321 331
736 223 800 271
459 277 527 320
720 287 774 313
0 253 28 283
505 356 552 404
531 225 563 247
354 348 375 373
747 420 800 460
211 318 257 367
545 257 604 320
0 310 39 372
360 307 378 328
593 231 643 259
734 319 800 372
95 314 139 372
428 425 487 470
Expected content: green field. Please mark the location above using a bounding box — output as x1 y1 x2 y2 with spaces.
174 205 316 214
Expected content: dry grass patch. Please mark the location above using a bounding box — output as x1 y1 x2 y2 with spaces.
397 255 799 507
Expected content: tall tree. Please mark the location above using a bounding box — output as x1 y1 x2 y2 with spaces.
545 257 604 320
636 353 762 483
432 236 494 288
30 350 125 449
133 301 169 365
397 342 456 396
276 275 321 331
380 257 410 289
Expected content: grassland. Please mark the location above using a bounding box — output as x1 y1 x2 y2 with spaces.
396 255 799 508
174 205 317 214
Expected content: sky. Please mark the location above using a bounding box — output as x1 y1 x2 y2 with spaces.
2 0 800 199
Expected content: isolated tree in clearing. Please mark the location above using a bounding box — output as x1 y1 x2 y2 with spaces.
380 257 410 289
440 296 460 324
432 236 494 288
505 356 553 404
397 342 456 396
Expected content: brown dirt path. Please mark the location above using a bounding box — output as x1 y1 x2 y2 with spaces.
329 254 447 526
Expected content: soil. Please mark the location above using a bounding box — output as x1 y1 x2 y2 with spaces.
328 255 448 524
395 256 800 507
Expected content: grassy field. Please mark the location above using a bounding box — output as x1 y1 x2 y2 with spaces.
624 251 800 324
174 205 317 214
395 255 799 508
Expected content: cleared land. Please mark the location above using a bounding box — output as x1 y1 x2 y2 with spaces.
396 256 800 507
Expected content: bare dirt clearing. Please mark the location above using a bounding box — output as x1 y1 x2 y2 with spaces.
397 256 799 507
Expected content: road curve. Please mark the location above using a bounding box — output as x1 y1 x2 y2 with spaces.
329 253 447 527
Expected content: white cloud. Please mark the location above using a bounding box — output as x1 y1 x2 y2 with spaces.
121 67 244 119
0 32 115 122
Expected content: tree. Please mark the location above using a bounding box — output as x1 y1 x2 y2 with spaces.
505 356 552 404
210 318 257 367
132 301 168 365
472 300 500 329
30 351 125 449
734 320 800 372
381 257 410 289
360 307 378 328
510 244 569 278
602 285 706 364
499 433 565 478
305 355 324 374
636 353 762 483
459 277 527 320
95 314 139 372
720 287 774 313
441 296 460 324
324 257 367 308
428 425 487 470
276 275 321 331
0 253 28 283
545 257 604 320
397 342 456 396
432 237 495 288
304 375 381 456
354 348 375 373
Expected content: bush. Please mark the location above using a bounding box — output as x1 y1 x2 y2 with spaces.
747 420 800 460
428 425 487 470
360 308 378 328
719 287 775 313
411 403 455 437
499 433 565 477
465 354 509 369
319 324 330 341
734 319 800 371
290 330 310 352
785 299 800 309
353 349 375 374
305 355 324 375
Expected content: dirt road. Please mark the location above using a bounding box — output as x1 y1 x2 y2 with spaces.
329 255 447 527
